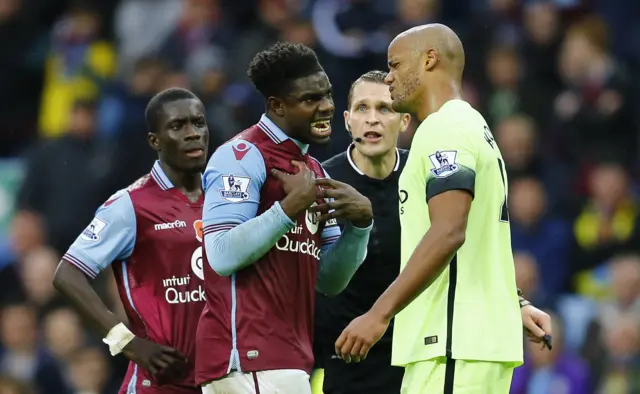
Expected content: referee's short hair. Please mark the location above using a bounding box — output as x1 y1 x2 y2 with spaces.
346 70 389 110
145 88 199 134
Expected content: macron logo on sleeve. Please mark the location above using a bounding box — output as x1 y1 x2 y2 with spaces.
232 142 251 161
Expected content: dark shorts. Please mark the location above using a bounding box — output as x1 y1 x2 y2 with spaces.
321 343 404 394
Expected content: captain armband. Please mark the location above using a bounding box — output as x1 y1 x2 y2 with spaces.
102 322 135 356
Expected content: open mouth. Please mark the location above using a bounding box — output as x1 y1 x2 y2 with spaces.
310 120 332 136
185 148 205 158
363 131 383 142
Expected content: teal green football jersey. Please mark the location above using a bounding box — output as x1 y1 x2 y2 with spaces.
392 100 523 366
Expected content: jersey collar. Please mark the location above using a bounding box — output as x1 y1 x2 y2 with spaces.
347 144 400 176
150 160 174 190
258 114 309 155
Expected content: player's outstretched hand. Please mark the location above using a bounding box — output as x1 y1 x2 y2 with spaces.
521 305 553 351
123 337 189 381
273 161 317 219
335 311 390 363
311 178 373 228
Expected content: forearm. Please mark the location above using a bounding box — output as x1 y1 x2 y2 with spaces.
204 202 295 276
53 261 122 337
371 227 464 320
316 222 372 296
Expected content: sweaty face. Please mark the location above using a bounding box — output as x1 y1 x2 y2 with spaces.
386 41 422 114
345 81 408 158
280 71 335 145
154 98 209 173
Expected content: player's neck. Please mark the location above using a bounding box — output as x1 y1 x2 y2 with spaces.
159 161 202 196
417 79 463 122
351 145 397 180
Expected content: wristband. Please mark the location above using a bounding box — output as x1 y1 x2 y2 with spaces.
519 297 532 309
102 323 135 356
517 288 523 297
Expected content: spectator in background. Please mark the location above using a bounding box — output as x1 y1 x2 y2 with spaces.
42 308 85 364
387 0 437 38
481 45 522 126
595 314 640 394
519 1 563 128
0 0 44 156
99 57 167 188
66 347 111 394
158 0 233 72
495 114 571 214
554 15 637 170
514 252 543 307
17 99 117 254
509 177 572 306
38 5 115 138
573 162 640 296
581 255 640 389
18 246 65 319
97 57 167 140
0 304 68 393
0 213 45 307
186 46 238 149
511 312 591 394
113 0 181 75
0 376 34 394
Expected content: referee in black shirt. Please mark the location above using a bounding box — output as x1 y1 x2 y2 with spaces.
313 70 410 394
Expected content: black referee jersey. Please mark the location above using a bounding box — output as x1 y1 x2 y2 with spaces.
314 145 408 394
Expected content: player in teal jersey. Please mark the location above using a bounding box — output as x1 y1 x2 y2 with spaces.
335 24 553 393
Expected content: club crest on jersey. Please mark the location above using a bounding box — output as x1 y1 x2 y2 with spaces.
219 174 251 203
306 203 321 234
80 218 107 242
429 150 459 178
193 220 203 242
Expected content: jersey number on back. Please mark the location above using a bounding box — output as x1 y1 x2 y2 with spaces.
484 126 509 222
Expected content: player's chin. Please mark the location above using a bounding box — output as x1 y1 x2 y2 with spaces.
308 129 332 145
181 157 207 173
391 98 410 114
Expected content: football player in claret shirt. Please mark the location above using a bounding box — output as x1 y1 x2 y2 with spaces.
53 88 209 394
196 42 373 393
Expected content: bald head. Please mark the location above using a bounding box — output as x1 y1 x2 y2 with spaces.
385 23 465 119
391 23 465 77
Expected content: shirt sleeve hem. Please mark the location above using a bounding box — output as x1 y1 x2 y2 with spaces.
62 253 99 279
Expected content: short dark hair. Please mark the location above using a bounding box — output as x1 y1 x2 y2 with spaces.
247 42 323 99
145 88 199 133
346 70 389 109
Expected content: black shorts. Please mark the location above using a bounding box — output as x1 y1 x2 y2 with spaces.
321 343 404 394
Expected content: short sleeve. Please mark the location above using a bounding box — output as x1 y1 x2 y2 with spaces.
202 139 267 234
414 122 478 202
63 191 136 279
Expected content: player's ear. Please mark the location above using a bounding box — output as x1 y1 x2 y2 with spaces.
147 132 161 152
399 113 411 133
343 110 351 133
267 97 285 117
425 48 438 71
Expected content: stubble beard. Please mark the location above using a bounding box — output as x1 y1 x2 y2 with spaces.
392 74 420 114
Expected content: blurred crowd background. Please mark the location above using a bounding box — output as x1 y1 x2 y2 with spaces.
0 0 639 393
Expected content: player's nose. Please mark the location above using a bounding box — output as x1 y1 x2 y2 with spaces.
317 97 335 117
384 73 394 85
184 125 202 139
